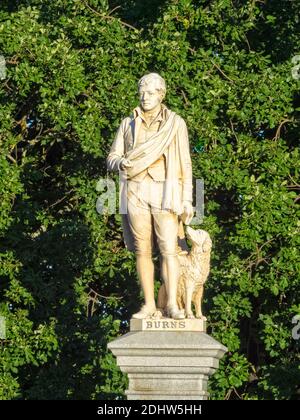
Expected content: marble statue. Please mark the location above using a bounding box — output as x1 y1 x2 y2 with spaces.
107 73 195 320
157 227 212 320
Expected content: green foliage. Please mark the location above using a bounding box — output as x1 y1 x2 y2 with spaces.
0 0 299 399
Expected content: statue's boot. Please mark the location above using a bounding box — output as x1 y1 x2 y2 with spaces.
132 304 157 319
166 304 185 320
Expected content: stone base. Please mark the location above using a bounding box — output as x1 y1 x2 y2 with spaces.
108 330 227 400
130 317 206 332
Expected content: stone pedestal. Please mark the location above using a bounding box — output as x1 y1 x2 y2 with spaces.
108 319 227 400
130 317 206 332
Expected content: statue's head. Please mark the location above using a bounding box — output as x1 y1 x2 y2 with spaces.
138 73 166 112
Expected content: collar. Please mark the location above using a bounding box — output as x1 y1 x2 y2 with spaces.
133 104 168 123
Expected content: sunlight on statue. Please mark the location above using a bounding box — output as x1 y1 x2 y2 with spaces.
107 73 210 320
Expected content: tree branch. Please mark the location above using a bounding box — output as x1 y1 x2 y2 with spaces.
84 1 138 31
211 60 235 83
6 154 16 164
273 118 293 140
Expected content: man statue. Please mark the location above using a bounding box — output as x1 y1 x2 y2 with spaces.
106 73 194 320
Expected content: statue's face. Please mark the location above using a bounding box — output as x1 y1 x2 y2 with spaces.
139 82 163 112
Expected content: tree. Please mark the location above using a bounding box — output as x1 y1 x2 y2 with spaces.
0 0 299 399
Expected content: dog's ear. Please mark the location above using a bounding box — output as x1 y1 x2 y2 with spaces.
196 229 207 242
202 237 212 252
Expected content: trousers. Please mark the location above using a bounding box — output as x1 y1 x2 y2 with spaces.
126 174 179 257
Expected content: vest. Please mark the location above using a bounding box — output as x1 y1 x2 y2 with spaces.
130 117 167 182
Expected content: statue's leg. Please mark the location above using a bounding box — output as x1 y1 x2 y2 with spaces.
127 190 156 317
136 252 155 310
152 209 184 319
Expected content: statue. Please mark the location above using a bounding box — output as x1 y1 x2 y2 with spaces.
157 227 212 320
107 73 195 320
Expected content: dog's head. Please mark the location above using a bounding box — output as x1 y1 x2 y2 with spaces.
185 226 212 253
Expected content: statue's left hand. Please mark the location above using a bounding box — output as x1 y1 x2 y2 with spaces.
182 201 194 225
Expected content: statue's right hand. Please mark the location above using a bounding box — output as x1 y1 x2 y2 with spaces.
119 158 133 170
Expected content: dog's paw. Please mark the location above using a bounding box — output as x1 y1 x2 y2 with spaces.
196 314 207 321
151 310 163 319
186 312 195 319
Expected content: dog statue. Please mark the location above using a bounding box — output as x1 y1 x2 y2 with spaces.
157 226 212 319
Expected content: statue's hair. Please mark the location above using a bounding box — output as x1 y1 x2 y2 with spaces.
138 73 166 97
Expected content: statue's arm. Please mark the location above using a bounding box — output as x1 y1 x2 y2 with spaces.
178 118 193 203
106 118 128 172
